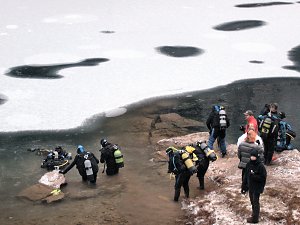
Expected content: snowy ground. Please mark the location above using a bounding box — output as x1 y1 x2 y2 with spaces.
181 145 300 225
1 0 300 131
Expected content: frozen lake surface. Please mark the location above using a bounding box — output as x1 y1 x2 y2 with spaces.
1 0 300 131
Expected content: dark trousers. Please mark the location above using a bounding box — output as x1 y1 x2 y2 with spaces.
197 159 209 189
249 191 260 222
208 129 226 153
241 168 245 183
263 138 276 165
174 172 191 201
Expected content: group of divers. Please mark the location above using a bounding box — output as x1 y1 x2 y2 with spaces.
37 102 296 224
165 102 296 224
39 139 124 184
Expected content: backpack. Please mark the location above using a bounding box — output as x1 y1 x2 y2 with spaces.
166 147 181 174
166 147 197 175
259 114 279 139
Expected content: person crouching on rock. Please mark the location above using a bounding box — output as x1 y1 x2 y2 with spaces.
241 149 267 224
60 145 99 184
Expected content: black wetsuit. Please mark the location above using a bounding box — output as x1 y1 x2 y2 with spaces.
194 146 209 189
100 143 119 176
173 152 192 201
242 158 267 222
62 152 99 183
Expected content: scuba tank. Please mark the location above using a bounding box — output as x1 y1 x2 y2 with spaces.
184 146 199 162
197 141 218 162
219 107 227 130
260 116 272 135
181 151 197 174
84 154 94 181
53 151 59 160
113 147 124 168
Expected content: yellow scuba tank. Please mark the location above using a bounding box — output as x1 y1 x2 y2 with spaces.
181 152 197 174
197 140 218 162
184 146 199 162
114 148 124 168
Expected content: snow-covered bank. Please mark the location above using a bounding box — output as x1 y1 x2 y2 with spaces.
181 146 300 225
1 0 300 131
155 131 300 225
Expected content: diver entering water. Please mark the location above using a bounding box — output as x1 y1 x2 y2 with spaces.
60 145 99 184
41 146 72 171
99 139 124 176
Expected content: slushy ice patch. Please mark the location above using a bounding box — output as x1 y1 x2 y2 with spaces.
155 46 204 57
0 94 7 105
283 45 300 73
5 58 109 79
213 20 266 31
235 2 293 8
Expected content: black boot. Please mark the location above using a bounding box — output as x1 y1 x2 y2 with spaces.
247 217 258 224
198 177 205 190
174 189 180 201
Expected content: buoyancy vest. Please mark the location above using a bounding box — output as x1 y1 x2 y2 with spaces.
259 114 279 139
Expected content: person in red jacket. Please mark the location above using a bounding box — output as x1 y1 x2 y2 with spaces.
243 110 258 133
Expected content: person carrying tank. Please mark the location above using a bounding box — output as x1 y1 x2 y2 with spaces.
206 105 230 158
60 145 99 184
258 103 280 165
99 139 124 176
166 147 197 202
192 141 217 190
